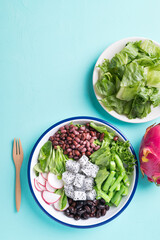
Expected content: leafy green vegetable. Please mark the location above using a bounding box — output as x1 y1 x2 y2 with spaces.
96 40 160 119
95 168 109 190
38 141 52 172
50 146 66 178
55 188 68 210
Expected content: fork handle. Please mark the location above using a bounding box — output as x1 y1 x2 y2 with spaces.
15 168 21 212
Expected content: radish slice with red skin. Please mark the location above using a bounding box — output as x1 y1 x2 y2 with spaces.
41 173 48 181
45 181 56 193
53 199 69 211
42 191 61 205
48 173 64 189
37 174 46 186
37 182 46 191
34 178 42 192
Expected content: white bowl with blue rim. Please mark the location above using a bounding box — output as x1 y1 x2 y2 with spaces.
28 116 138 228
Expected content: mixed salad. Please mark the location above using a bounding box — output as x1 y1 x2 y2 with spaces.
33 122 136 220
96 40 160 119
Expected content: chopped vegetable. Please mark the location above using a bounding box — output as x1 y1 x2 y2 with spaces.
96 40 160 119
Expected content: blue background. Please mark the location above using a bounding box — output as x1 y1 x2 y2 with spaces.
1 0 160 239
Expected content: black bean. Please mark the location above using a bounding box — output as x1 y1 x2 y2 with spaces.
87 200 94 206
90 213 96 218
84 205 91 213
77 209 86 216
68 214 74 218
74 215 80 220
92 200 99 206
105 205 110 211
71 202 76 208
101 209 107 216
68 198 73 205
96 210 101 218
97 204 105 210
100 199 106 205
91 206 96 214
81 213 89 219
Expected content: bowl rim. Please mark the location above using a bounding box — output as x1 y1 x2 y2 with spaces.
92 36 160 123
28 116 139 228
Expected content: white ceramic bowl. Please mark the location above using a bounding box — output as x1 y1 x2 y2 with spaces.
28 116 138 228
93 37 160 123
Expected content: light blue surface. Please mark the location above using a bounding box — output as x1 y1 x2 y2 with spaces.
1 0 160 239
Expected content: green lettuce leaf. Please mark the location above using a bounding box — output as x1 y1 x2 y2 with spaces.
140 40 160 58
38 141 52 172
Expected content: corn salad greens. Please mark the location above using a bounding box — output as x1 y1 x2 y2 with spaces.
90 122 136 207
96 40 160 119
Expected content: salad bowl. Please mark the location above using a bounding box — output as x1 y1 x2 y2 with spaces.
28 116 138 228
93 37 160 123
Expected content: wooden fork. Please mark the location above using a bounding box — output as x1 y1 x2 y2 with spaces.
13 138 23 212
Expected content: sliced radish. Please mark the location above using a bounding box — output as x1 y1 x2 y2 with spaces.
37 174 46 186
48 172 64 189
42 191 61 205
34 178 42 192
41 173 48 181
46 181 56 193
53 199 69 211
37 182 46 191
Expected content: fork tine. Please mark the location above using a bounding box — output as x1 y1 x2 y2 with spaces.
19 138 23 156
16 139 19 155
13 138 16 158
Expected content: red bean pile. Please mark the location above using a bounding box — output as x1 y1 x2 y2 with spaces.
49 123 105 160
65 198 109 220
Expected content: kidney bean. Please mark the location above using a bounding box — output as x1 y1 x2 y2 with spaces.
74 156 79 160
101 209 107 216
62 144 66 150
67 148 72 153
80 126 86 131
54 145 57 149
75 137 80 143
70 133 75 138
75 150 80 156
86 151 91 156
83 140 87 145
63 150 67 155
75 144 80 149
66 144 70 149
80 140 84 145
59 126 65 130
114 136 119 141
90 131 95 137
86 141 90 148
67 136 72 141
52 140 58 145
61 129 66 133
87 147 93 152
64 124 69 129
81 147 86 153
69 128 74 133
95 145 100 151
91 143 96 148
70 144 76 149
96 132 100 138
73 130 79 135
78 145 85 151
73 140 78 146
89 138 94 143
60 134 66 139
49 136 54 141
59 140 64 144
68 141 72 144
99 133 105 141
